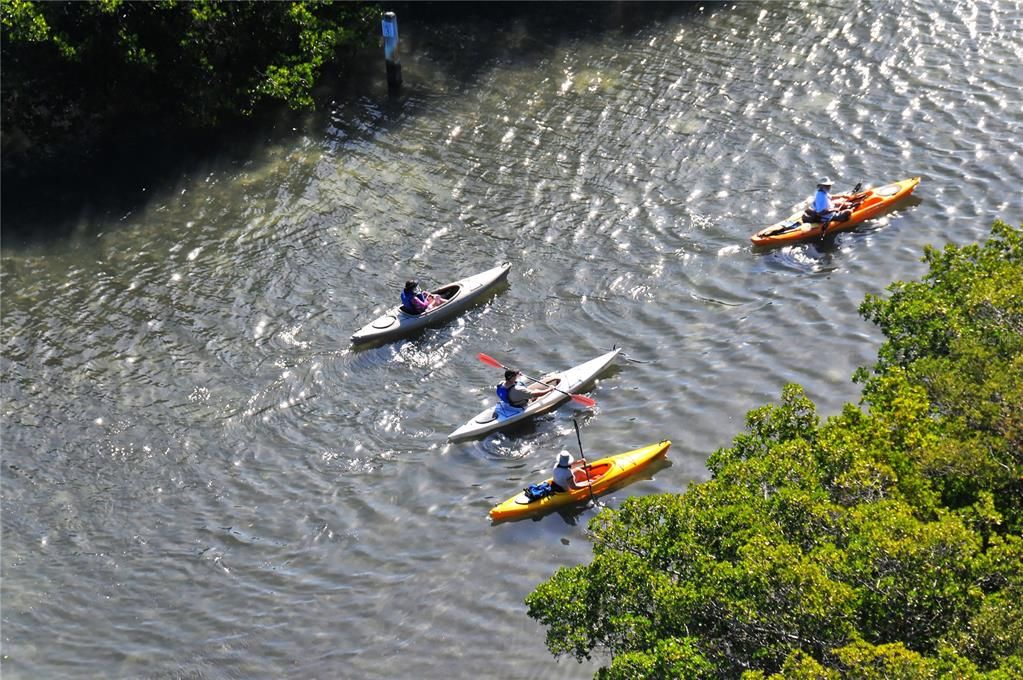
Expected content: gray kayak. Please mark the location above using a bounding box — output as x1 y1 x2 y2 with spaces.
351 263 511 345
447 348 621 442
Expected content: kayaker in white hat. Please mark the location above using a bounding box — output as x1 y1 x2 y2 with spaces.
551 450 589 492
813 177 836 216
811 176 852 234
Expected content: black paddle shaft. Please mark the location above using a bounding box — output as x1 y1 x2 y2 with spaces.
573 418 597 506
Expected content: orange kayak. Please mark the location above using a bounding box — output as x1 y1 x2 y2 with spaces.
751 177 920 246
488 441 670 522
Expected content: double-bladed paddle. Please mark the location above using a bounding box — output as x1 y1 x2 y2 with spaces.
476 353 598 408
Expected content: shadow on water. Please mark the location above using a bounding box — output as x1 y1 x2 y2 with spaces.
0 108 305 248
480 414 562 448
1 2 725 249
392 1 719 83
6 125 244 247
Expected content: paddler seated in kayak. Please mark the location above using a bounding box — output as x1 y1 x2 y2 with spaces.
401 279 442 315
551 451 591 493
494 369 554 418
806 177 852 227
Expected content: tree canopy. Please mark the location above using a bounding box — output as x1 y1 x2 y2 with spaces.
527 221 1023 678
1 0 379 164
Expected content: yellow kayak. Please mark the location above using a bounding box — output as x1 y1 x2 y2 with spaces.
488 441 671 522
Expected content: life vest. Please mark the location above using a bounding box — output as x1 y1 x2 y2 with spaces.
401 289 426 314
524 481 552 500
496 382 530 407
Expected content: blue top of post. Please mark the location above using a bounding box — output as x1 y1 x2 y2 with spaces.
382 12 399 62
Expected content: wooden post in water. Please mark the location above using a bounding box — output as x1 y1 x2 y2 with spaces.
382 12 402 91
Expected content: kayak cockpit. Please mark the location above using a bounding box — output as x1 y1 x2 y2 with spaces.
574 462 611 485
399 284 462 316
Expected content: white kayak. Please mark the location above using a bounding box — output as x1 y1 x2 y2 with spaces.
351 263 511 345
447 348 621 442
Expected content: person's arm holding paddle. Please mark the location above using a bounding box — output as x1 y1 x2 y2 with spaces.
507 372 553 403
477 353 597 407
522 371 557 399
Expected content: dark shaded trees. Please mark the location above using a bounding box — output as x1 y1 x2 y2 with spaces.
1 0 378 164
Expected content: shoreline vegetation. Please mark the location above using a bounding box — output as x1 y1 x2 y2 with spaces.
527 222 1023 678
1 0 381 176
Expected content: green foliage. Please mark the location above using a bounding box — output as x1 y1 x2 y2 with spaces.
1 0 379 160
830 639 980 679
599 637 714 680
859 221 1023 527
758 650 840 679
707 383 818 474
1 0 58 45
837 502 983 648
947 534 1023 670
527 223 1023 677
859 221 1023 372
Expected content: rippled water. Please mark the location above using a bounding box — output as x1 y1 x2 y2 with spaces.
3 2 1022 677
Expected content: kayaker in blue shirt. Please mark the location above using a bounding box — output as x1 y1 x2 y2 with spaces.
401 280 440 315
812 177 836 216
811 177 852 229
494 369 552 418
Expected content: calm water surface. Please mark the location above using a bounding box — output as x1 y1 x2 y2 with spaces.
3 2 1022 678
